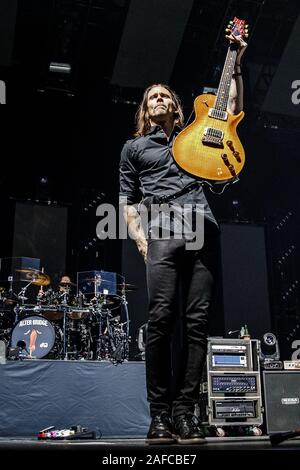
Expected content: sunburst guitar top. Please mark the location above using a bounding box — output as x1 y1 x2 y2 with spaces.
173 17 249 183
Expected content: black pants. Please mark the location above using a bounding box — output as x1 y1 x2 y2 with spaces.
145 231 218 418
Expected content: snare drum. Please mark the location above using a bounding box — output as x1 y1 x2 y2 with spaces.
10 315 62 359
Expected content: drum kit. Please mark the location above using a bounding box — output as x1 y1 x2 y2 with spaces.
0 268 135 363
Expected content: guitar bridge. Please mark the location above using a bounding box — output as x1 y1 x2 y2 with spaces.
202 127 224 147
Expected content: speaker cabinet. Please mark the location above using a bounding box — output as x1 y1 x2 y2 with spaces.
220 223 271 339
263 371 300 434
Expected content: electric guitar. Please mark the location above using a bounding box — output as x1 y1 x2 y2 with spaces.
173 17 249 184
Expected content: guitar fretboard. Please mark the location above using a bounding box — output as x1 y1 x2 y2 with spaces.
215 45 238 111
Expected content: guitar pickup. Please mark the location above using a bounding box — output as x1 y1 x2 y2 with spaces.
204 127 224 139
202 127 224 147
208 108 228 121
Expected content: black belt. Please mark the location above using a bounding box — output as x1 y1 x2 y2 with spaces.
155 181 200 204
141 181 200 210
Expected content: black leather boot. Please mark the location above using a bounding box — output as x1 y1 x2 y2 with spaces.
146 412 175 444
173 414 205 444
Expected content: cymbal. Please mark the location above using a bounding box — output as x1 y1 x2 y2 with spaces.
4 297 17 305
83 278 137 291
16 268 50 286
88 297 115 306
117 283 137 291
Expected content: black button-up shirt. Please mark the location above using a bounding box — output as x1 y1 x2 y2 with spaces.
119 125 217 228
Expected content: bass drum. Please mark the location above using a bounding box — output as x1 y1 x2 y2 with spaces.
10 315 62 359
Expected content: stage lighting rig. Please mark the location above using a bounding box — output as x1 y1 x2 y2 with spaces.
260 332 280 362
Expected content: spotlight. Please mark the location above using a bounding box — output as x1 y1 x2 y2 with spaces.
260 332 280 364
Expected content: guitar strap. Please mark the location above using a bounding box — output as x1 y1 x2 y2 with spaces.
155 181 200 204
140 181 200 211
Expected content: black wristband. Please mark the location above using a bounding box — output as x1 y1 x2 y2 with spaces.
232 73 242 77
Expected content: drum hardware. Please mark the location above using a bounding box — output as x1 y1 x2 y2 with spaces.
117 283 137 292
1 276 18 305
0 318 13 346
60 305 68 360
58 289 70 304
83 279 137 290
3 296 18 305
17 294 28 303
90 307 130 362
37 267 46 298
35 289 64 321
66 316 93 360
0 284 18 307
109 319 131 363
92 308 109 360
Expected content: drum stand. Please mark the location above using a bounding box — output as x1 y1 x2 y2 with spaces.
94 305 110 361
58 290 69 360
17 279 34 302
121 290 130 346
15 279 37 323
111 291 131 362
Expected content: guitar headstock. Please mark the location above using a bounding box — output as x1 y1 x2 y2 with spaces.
226 17 249 39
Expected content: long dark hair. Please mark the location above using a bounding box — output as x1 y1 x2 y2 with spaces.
134 83 184 137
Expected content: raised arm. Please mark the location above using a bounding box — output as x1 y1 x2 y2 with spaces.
227 34 247 115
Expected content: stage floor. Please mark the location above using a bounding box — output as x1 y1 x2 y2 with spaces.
1 436 300 464
2 360 300 463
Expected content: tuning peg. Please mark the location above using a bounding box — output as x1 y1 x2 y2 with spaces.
244 34 249 38
245 24 249 28
225 28 231 32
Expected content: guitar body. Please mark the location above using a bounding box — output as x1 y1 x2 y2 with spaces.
173 93 245 182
